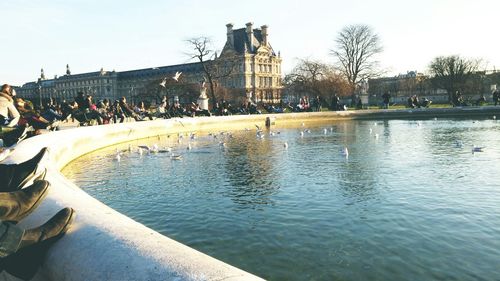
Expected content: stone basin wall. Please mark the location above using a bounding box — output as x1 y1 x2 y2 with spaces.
1 107 498 281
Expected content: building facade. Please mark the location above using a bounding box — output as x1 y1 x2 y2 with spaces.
219 22 283 104
15 22 282 107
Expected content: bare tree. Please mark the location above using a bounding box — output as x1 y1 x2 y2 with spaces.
428 55 483 101
284 58 351 105
185 37 237 108
331 24 383 97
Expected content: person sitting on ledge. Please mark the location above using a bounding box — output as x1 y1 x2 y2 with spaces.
0 147 75 280
0 180 75 280
420 97 432 108
0 147 49 192
0 84 29 147
475 95 486 106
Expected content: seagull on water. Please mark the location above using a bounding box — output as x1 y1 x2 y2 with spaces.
472 145 485 153
173 71 182 81
323 128 328 134
341 147 349 158
255 124 263 133
283 142 288 149
115 152 121 162
454 140 463 148
171 154 183 160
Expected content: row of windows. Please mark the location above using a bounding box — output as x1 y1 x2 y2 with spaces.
257 77 281 87
246 63 280 74
56 79 111 87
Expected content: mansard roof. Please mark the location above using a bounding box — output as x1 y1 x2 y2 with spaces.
118 62 204 80
230 28 276 56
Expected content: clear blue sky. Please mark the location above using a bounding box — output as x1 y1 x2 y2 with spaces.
2 0 499 86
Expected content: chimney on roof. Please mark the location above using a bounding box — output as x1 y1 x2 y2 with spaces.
261 25 268 46
246 22 254 52
226 23 234 48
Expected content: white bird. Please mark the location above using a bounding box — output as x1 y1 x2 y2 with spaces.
374 133 379 139
187 143 192 150
454 140 463 148
173 71 182 81
255 124 262 133
301 122 305 127
219 141 226 148
158 147 172 153
341 147 349 158
472 145 485 153
323 128 328 134
159 78 167 88
152 144 159 152
257 132 264 139
374 122 378 126
138 147 143 156
138 145 150 151
171 154 183 160
305 129 311 133
329 127 333 132
369 128 373 134
115 153 121 162
283 142 288 149
300 131 304 137
493 115 497 120
152 67 159 70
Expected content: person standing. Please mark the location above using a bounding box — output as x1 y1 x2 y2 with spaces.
382 92 391 109
493 89 499 106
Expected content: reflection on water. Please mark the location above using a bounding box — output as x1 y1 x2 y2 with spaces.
63 118 500 281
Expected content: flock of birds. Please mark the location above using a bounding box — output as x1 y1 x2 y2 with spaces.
159 71 182 88
113 117 494 163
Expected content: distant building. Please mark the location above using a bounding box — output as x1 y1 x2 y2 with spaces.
368 71 448 105
219 22 283 104
15 22 282 106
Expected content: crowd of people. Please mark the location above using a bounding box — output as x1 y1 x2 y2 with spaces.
3 82 500 148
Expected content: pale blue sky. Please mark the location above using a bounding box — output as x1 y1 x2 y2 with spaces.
2 0 499 86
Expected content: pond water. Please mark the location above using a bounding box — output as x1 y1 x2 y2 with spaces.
63 118 500 281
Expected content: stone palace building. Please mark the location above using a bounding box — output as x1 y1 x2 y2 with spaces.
16 22 282 106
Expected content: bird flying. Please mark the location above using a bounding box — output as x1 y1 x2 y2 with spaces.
173 71 182 81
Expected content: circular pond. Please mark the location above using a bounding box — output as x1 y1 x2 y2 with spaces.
63 118 500 280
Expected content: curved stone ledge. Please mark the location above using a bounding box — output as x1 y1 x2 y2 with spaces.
1 107 498 281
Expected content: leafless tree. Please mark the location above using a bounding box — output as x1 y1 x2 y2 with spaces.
284 58 351 105
331 24 383 97
428 55 483 101
185 37 237 108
